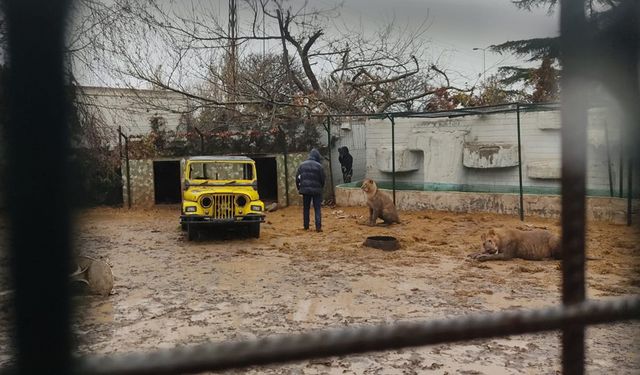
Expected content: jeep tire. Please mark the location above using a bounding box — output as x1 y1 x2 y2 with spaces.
248 222 260 238
187 224 197 241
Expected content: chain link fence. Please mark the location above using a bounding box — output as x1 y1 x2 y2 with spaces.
324 103 638 224
1 1 639 375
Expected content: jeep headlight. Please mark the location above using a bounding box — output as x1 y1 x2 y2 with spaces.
185 206 197 212
251 205 262 212
200 196 212 208
236 195 248 207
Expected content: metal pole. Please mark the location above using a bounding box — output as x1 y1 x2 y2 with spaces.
327 116 335 201
627 157 633 226
473 47 487 83
482 50 486 83
516 103 524 221
619 141 624 198
605 123 614 197
390 115 396 205
118 125 123 159
194 126 204 154
279 126 290 207
117 127 125 205
4 1 73 373
560 0 588 373
125 135 132 209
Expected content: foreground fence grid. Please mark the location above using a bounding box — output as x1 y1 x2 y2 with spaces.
70 297 640 375
2 0 638 374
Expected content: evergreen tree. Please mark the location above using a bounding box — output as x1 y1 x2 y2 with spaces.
491 0 628 102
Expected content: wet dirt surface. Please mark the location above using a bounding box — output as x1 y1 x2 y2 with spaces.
1 205 639 374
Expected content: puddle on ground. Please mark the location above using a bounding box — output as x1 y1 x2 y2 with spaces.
483 290 556 310
350 275 399 296
215 256 290 290
290 275 436 322
291 293 358 322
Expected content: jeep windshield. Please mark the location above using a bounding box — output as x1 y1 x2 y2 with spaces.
187 161 254 185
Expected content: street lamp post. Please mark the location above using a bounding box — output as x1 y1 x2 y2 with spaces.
473 47 487 83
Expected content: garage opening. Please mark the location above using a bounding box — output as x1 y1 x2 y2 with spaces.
153 160 181 204
252 156 278 202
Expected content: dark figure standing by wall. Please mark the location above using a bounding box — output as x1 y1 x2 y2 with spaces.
338 146 353 183
296 148 325 232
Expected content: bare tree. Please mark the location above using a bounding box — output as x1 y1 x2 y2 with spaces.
71 0 469 116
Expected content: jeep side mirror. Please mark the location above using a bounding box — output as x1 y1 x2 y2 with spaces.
184 180 190 190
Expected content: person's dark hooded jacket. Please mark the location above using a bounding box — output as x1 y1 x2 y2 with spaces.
296 149 325 195
338 146 353 172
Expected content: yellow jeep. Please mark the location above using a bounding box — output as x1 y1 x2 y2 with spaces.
180 156 265 240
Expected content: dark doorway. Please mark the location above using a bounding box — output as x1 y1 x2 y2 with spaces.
252 156 278 202
153 160 181 204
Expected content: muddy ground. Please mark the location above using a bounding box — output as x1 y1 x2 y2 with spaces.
1 205 639 374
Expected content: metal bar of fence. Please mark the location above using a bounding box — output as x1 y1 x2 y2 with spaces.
620 143 624 198
560 0 589 373
327 116 335 200
605 123 614 197
516 103 524 221
70 297 640 375
309 103 561 121
628 157 633 226
118 129 132 209
389 115 396 204
193 126 204 154
119 126 123 159
4 1 73 374
1 1 636 375
278 126 290 207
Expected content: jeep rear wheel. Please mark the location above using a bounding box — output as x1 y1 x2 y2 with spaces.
248 222 260 238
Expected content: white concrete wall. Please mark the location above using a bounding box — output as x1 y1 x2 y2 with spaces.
79 86 190 142
345 107 634 195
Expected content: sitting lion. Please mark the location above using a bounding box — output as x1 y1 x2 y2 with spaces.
361 178 400 226
469 228 561 261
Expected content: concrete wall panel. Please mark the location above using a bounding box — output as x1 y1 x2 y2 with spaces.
122 159 155 207
335 186 638 224
340 107 630 196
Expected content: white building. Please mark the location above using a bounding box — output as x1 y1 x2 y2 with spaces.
78 86 191 142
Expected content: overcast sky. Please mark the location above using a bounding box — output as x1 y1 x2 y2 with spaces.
336 0 559 86
74 0 560 88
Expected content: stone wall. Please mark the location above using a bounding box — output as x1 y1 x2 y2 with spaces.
276 153 306 206
335 185 638 224
276 152 333 206
122 153 333 208
122 159 155 207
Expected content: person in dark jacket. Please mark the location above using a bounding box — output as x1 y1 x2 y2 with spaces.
338 146 353 183
295 148 325 232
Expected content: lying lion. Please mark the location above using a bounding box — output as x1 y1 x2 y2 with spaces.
469 228 562 261
361 178 400 226
469 228 601 262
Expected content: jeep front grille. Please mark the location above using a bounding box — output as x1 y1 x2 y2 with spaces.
209 194 235 219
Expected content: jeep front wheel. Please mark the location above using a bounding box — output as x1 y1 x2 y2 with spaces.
187 224 198 241
248 222 260 238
